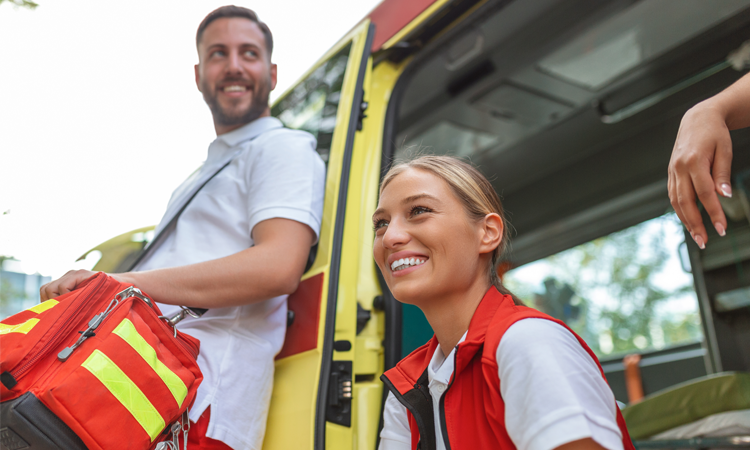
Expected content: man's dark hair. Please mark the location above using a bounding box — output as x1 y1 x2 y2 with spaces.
196 5 273 59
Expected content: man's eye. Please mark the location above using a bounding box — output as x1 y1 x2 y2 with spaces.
244 50 258 58
211 50 226 58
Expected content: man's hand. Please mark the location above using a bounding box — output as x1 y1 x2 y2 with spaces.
668 104 733 249
40 269 97 301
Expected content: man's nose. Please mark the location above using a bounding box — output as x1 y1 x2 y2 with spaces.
226 51 242 74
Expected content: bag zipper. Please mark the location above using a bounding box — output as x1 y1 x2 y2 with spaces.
60 287 199 362
9 275 108 382
154 313 199 360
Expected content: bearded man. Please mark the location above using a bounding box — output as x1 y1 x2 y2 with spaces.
41 6 325 450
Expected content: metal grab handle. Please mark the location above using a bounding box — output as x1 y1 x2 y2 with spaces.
597 40 750 124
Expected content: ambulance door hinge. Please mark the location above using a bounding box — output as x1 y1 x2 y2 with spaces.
356 94 368 131
325 360 352 427
356 302 371 335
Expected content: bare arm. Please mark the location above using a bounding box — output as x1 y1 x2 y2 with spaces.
668 71 750 248
554 438 608 450
41 218 315 307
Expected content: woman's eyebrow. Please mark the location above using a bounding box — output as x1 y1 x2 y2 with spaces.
372 193 440 219
402 193 439 204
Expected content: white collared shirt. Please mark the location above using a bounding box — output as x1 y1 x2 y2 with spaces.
137 117 325 450
379 319 623 450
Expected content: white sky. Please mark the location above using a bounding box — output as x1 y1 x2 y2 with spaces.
0 0 382 278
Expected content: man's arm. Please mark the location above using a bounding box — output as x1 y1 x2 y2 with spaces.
41 217 315 307
668 71 750 248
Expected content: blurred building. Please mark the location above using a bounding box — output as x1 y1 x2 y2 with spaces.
0 266 50 319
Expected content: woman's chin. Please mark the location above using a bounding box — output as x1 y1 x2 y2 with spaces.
390 282 432 307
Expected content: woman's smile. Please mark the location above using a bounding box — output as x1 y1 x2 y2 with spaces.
388 251 430 276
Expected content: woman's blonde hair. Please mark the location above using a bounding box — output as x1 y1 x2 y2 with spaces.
380 155 520 303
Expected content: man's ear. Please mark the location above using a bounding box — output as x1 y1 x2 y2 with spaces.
195 64 202 92
479 213 504 255
270 63 278 91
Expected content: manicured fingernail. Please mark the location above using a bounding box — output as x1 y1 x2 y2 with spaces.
715 222 726 237
694 234 706 249
720 183 732 198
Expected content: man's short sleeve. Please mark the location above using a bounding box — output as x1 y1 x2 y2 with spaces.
244 129 325 243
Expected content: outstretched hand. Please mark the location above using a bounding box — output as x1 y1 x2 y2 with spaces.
668 104 733 249
40 269 98 301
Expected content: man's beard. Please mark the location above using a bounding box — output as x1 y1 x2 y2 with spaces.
202 77 271 129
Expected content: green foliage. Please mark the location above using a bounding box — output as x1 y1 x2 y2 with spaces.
0 0 38 9
505 214 702 357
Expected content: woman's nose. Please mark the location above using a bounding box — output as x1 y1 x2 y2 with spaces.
382 221 410 249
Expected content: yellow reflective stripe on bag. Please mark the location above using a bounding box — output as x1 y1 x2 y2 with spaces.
0 318 40 335
27 299 59 314
81 350 165 441
112 318 188 406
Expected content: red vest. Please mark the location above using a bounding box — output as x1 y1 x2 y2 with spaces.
381 287 635 450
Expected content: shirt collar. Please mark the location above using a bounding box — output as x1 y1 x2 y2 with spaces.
216 116 283 148
428 331 468 386
204 116 283 167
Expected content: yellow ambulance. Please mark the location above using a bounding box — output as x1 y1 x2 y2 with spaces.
83 0 750 448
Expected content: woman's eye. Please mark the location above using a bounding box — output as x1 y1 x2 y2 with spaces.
373 220 388 231
410 206 431 217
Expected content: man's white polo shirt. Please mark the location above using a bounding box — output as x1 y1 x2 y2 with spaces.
136 117 325 450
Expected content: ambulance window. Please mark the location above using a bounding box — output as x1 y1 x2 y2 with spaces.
503 212 703 358
271 43 352 164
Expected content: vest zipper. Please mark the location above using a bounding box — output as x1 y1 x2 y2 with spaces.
381 375 435 450
438 347 459 450
9 275 108 382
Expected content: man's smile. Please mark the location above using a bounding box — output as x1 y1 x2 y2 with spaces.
218 81 253 97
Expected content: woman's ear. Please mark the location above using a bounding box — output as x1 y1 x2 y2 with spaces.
479 213 504 255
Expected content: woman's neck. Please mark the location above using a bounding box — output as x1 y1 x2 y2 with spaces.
421 277 491 357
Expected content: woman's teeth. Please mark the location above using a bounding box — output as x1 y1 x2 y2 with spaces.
391 257 426 272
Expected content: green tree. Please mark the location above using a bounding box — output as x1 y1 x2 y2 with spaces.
0 0 38 9
506 214 701 357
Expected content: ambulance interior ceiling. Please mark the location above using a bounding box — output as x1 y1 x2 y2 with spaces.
393 0 750 265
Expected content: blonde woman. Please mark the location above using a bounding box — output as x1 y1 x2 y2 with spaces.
373 156 634 450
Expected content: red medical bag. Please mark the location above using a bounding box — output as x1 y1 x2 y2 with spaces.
0 272 203 450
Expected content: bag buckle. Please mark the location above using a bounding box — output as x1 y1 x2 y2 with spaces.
160 307 201 337
155 407 189 450
115 286 154 308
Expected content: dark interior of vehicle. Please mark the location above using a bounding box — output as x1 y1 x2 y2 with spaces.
380 0 750 404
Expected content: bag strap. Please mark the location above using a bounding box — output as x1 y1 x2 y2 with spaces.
127 127 318 319
127 158 233 272
126 158 234 317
